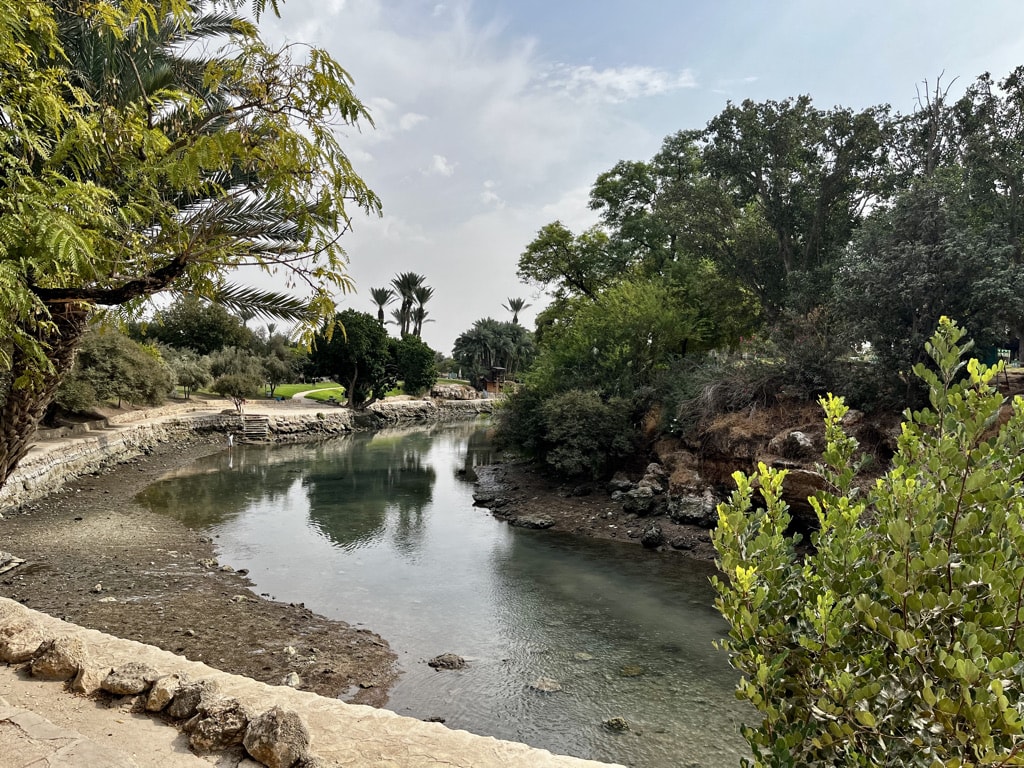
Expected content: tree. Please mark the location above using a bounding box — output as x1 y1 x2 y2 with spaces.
57 328 173 409
836 176 1024 400
0 0 380 491
212 374 258 414
310 310 395 409
390 272 427 337
526 278 702 397
369 287 396 326
393 335 437 395
517 222 619 301
502 297 531 325
163 348 211 400
713 318 1024 766
452 318 535 382
702 96 889 314
411 284 434 338
141 297 254 355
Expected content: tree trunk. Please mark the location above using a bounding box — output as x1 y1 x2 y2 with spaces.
0 305 90 491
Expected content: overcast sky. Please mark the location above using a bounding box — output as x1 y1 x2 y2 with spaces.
259 0 1024 354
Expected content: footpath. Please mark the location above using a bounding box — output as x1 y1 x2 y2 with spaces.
0 395 619 768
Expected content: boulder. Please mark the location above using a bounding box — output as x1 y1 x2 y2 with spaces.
167 678 221 720
102 662 160 695
146 673 188 712
71 663 111 695
606 473 633 493
768 429 817 459
428 653 466 670
243 707 311 768
185 696 251 753
640 523 664 549
668 490 718 528
621 486 656 516
0 626 46 663
30 636 87 681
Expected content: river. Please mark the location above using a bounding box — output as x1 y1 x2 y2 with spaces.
136 420 751 767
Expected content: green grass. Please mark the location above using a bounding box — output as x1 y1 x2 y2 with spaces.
273 382 340 398
301 386 346 402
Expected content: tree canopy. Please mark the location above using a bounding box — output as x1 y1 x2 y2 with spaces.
0 0 379 488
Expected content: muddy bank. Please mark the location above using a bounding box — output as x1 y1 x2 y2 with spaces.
0 431 398 707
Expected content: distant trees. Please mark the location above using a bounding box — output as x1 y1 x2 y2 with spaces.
502 297 531 325
370 273 434 339
139 297 254 356
452 318 536 382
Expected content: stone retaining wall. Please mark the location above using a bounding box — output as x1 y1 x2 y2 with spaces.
0 399 494 512
0 597 618 767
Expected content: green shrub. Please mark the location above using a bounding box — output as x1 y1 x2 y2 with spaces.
539 389 635 478
713 317 1024 766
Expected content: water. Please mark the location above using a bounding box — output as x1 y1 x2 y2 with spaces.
137 421 751 767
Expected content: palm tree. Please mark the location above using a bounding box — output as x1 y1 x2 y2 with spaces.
502 297 531 325
391 272 427 336
412 284 434 337
370 287 395 326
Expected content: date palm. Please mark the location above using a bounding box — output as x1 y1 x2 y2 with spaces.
370 287 396 326
502 297 531 325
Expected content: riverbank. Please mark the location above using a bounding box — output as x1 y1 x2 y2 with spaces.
0 395 494 710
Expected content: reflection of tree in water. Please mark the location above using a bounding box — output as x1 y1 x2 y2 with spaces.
302 431 436 554
135 445 303 528
457 424 499 481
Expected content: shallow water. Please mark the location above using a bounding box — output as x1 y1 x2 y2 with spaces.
137 421 751 767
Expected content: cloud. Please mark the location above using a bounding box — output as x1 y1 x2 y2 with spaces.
480 180 505 209
399 112 428 131
426 154 456 177
546 64 698 104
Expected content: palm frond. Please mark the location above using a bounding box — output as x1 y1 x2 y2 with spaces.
210 284 315 323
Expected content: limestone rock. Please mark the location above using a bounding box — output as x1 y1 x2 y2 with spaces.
0 626 46 663
281 672 302 688
71 663 111 695
768 429 817 459
185 696 251 753
668 490 718 528
102 662 160 695
30 636 87 680
167 678 221 720
640 523 664 549
606 473 633 493
146 673 188 713
508 516 554 530
529 677 562 693
621 486 656 516
243 706 311 768
428 653 466 670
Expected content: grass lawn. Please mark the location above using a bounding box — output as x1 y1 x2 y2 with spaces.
273 382 341 398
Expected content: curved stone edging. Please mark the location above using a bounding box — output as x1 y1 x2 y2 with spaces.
0 597 620 767
0 399 494 512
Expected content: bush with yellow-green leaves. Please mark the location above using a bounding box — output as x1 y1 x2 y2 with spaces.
714 317 1024 767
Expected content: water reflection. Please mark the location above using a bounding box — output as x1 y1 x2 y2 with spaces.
139 420 751 768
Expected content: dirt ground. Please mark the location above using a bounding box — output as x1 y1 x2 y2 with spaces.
0 433 397 708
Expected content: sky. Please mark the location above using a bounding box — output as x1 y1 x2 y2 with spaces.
256 0 1024 355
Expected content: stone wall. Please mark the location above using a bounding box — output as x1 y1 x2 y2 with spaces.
0 399 494 512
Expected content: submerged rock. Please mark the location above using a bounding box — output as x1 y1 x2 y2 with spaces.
529 676 562 693
508 516 555 530
428 653 466 670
